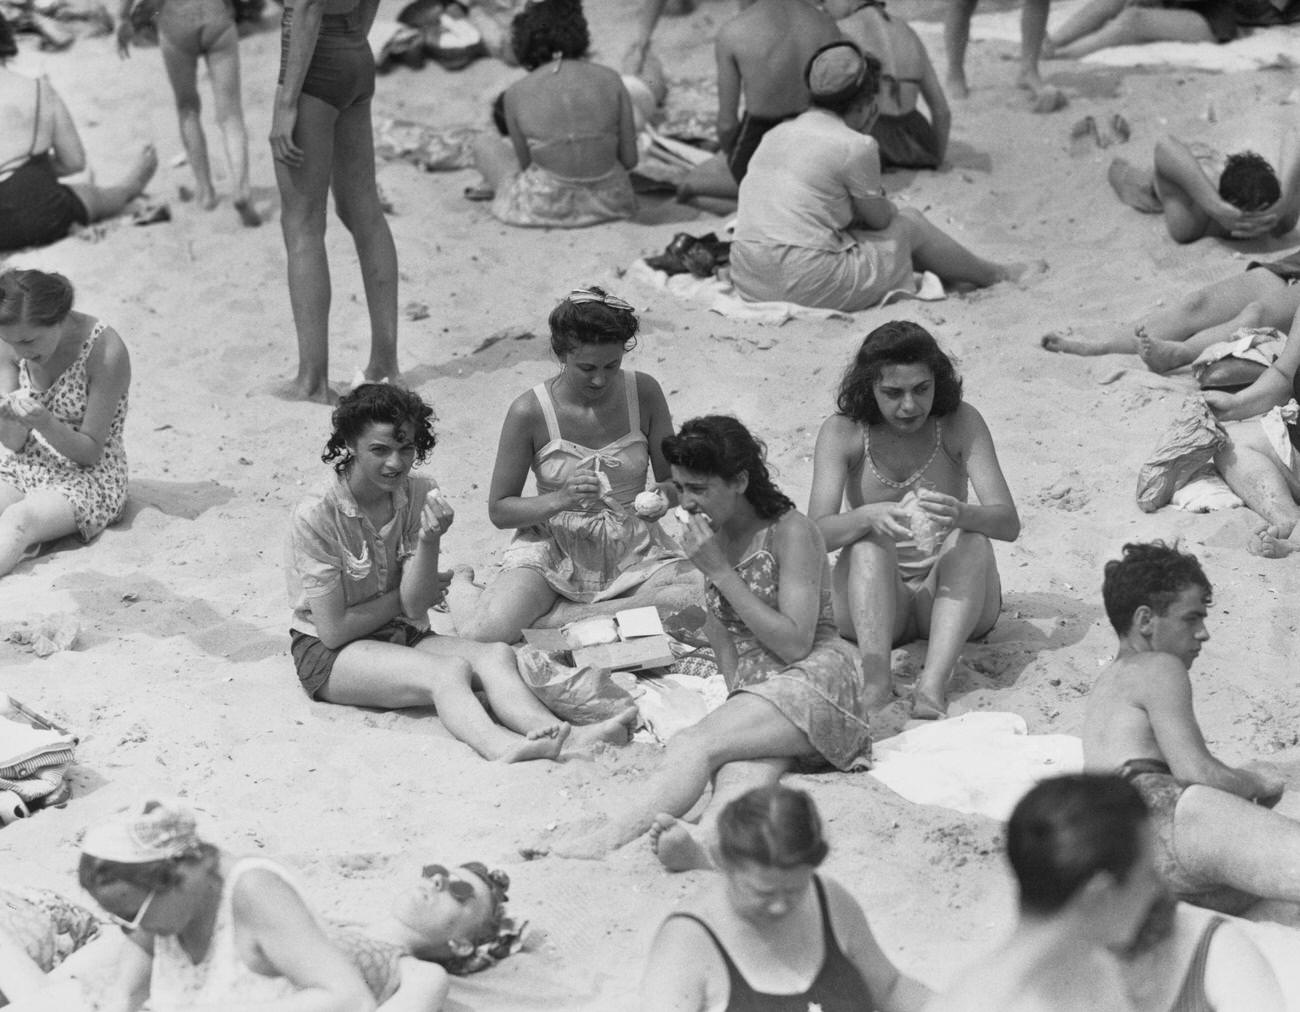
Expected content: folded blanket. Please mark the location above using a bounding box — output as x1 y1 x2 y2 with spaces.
868 711 1083 821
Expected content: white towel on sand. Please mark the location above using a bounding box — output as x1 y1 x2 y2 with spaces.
868 711 1083 821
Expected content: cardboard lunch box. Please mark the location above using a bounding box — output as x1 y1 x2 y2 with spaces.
521 606 675 672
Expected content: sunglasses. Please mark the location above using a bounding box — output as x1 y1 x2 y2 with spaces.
104 888 157 931
422 864 476 903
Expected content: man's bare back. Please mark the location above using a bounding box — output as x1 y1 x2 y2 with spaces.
717 0 840 120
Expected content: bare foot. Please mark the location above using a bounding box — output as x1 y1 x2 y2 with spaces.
1000 260 1049 285
946 70 970 100
910 690 947 720
196 187 218 211
256 376 339 405
130 144 159 195
1108 157 1163 214
1135 326 1194 373
1248 524 1298 559
498 722 570 763
650 813 714 872
234 198 261 227
569 706 639 750
1042 331 1104 355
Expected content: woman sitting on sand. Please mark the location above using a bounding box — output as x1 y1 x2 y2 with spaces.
454 287 696 644
0 809 526 1010
1207 311 1300 559
115 0 259 225
808 321 1020 719
546 416 872 863
0 16 157 252
826 0 950 171
287 382 636 762
641 784 932 1012
0 270 131 577
731 42 1032 312
469 0 638 228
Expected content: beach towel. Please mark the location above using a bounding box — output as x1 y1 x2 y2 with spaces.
867 711 1083 821
627 258 944 326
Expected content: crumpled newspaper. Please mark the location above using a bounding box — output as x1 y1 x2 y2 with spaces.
1136 395 1227 513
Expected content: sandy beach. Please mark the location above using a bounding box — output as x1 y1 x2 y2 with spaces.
2 0 1299 1005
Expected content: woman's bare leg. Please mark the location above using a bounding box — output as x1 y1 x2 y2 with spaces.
911 532 1001 718
159 30 216 208
1055 8 1213 60
549 693 814 858
204 24 258 223
833 535 912 709
331 99 400 383
324 640 566 762
1215 424 1300 542
68 147 158 222
893 206 1030 289
470 133 520 193
452 567 560 643
274 92 338 403
1046 0 1125 53
0 489 79 577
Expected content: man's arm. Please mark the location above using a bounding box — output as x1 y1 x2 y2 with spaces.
715 31 742 155
1154 135 1277 238
1143 656 1279 800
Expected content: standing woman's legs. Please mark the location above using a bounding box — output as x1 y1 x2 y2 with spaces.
329 100 400 383
274 92 338 403
204 22 259 224
158 27 216 208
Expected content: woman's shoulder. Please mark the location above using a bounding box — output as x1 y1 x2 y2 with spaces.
944 401 991 443
771 508 824 555
815 874 873 941
817 413 865 457
84 319 129 368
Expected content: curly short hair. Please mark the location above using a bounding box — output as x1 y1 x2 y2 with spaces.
322 384 437 475
0 269 75 327
661 415 795 521
510 0 589 71
548 286 639 358
1218 151 1280 212
835 320 963 426
1101 541 1212 635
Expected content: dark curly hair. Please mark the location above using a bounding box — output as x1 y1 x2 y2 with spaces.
548 286 639 358
1218 151 1280 212
322 384 437 475
717 785 830 871
1008 774 1149 917
0 268 75 327
835 320 963 426
1102 541 1212 635
510 0 589 71
661 416 795 521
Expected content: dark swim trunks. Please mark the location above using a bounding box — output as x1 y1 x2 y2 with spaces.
278 6 375 111
289 619 431 699
870 110 941 171
727 112 796 183
1118 758 1258 915
0 155 89 252
1246 248 1300 284
1167 0 1238 42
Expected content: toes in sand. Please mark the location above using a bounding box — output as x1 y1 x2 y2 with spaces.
570 706 639 750
649 814 713 872
1135 327 1191 373
499 722 570 763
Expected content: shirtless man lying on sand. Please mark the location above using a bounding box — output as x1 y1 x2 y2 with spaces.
1085 541 1300 914
1040 247 1300 372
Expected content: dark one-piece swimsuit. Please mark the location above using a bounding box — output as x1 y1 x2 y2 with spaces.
666 876 871 1012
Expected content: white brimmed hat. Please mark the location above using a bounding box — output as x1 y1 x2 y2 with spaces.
81 800 203 863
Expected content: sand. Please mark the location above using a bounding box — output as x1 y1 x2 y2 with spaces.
2 0 1299 1006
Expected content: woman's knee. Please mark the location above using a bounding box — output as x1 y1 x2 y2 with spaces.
0 501 37 546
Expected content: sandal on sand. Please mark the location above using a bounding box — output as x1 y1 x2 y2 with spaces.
130 203 171 226
463 183 494 201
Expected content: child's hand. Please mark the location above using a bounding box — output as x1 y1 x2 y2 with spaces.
419 488 455 542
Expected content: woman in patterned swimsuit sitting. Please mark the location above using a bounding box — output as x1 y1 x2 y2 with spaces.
0 269 131 577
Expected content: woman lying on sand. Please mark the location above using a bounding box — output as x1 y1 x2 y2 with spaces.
286 383 636 762
731 42 1035 312
115 0 259 225
0 800 525 1010
546 416 872 864
1208 310 1300 559
1042 248 1300 374
809 321 1020 718
641 784 931 1012
453 287 698 644
0 16 156 252
469 0 638 228
0 270 131 577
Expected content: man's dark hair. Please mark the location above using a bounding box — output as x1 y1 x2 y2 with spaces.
1102 541 1211 635
1219 151 1281 211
